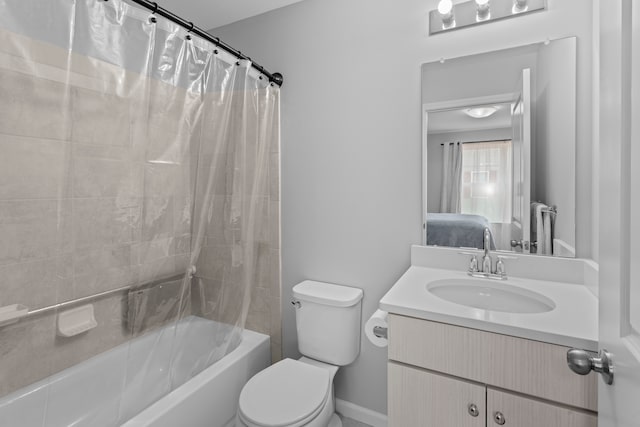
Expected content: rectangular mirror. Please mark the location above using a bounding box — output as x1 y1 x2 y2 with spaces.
422 37 576 257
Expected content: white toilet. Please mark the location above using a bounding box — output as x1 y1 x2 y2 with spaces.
237 280 364 427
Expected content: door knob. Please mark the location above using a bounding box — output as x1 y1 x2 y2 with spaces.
510 240 530 250
567 348 614 385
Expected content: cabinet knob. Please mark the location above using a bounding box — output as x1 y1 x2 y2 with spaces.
467 403 479 417
493 411 506 425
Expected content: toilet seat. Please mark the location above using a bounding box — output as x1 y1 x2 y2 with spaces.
238 358 331 427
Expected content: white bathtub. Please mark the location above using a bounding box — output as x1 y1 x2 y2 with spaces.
0 316 270 427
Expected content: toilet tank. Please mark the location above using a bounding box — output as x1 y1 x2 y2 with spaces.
292 281 364 366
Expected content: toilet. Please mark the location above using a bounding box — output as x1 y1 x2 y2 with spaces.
237 280 364 427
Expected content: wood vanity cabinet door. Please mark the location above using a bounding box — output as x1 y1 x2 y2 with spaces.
388 314 597 411
486 388 597 427
388 362 485 427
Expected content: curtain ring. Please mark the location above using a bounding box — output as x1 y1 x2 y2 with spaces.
186 22 194 40
148 2 158 23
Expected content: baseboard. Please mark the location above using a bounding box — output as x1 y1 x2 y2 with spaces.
335 399 387 427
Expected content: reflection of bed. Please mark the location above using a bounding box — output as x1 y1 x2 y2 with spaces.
426 213 495 250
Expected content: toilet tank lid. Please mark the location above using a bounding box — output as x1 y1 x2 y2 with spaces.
293 281 363 307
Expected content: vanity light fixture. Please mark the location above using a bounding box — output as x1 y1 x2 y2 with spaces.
464 106 498 118
437 0 455 29
429 0 546 35
475 0 491 21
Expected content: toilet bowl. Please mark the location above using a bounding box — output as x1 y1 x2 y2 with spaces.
236 281 363 427
237 358 341 427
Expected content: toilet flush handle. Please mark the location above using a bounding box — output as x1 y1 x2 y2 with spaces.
291 299 301 308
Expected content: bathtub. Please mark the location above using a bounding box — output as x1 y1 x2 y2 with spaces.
0 316 270 427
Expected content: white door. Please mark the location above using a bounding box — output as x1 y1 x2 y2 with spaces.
510 68 531 253
597 0 640 425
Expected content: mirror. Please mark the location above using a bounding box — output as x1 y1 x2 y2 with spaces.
422 37 576 257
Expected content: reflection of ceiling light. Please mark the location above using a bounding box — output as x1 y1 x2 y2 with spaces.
438 0 455 28
465 106 498 118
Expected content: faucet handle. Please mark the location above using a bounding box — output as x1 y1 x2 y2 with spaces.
495 255 517 277
469 255 479 272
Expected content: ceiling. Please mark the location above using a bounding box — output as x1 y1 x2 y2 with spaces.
157 0 306 30
427 103 513 134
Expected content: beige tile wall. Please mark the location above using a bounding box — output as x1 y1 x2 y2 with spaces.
192 84 282 363
0 30 281 398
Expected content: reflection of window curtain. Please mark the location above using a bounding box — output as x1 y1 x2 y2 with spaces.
440 142 462 213
460 141 512 223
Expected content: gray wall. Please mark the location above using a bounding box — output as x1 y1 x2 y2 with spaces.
535 38 577 251
214 0 594 414
421 45 539 103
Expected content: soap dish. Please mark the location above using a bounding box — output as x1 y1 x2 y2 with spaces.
57 304 98 337
0 304 29 327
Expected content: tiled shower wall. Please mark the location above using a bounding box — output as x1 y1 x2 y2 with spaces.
0 30 281 398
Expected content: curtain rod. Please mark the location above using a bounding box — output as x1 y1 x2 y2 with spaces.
123 0 283 86
439 139 511 146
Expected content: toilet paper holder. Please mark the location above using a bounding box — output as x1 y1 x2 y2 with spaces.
373 326 387 339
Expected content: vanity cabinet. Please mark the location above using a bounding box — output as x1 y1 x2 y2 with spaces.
389 363 485 426
387 314 598 427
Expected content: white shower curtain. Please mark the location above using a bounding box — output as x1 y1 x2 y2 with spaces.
0 0 280 423
440 142 462 213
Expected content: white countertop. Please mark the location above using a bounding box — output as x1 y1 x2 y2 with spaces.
379 266 598 351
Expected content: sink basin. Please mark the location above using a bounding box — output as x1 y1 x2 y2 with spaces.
426 279 556 314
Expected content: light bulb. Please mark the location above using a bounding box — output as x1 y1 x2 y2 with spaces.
437 0 455 28
513 0 528 13
437 0 453 15
475 0 490 21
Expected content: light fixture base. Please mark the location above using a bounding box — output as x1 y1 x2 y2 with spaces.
430 0 546 36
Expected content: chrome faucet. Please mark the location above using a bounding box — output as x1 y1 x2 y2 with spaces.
482 227 492 274
464 227 508 280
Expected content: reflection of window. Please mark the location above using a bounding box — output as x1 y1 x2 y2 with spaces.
460 140 512 223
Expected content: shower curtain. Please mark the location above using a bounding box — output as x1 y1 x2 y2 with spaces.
0 0 280 423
